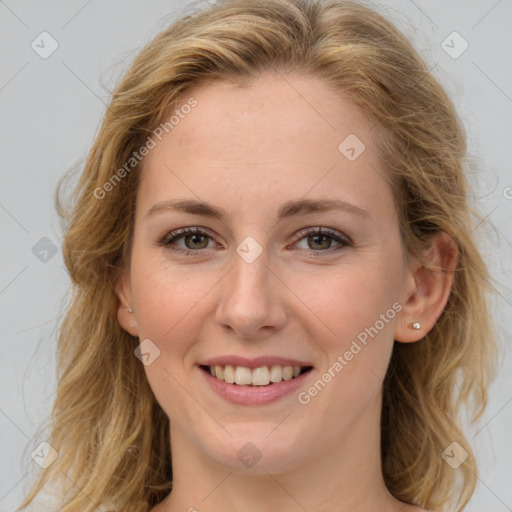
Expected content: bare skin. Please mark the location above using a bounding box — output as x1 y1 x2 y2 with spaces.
117 71 454 512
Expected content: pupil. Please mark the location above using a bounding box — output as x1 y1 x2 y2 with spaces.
310 235 330 250
187 234 208 249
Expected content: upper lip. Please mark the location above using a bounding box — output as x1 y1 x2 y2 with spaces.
200 355 314 368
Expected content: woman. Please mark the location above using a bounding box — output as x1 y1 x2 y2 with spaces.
20 0 497 511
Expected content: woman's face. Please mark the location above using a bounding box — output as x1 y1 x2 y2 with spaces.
119 72 417 473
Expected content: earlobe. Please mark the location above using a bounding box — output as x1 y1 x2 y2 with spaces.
395 232 458 343
115 272 139 337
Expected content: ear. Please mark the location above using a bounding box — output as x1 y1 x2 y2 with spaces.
395 232 458 343
115 269 139 337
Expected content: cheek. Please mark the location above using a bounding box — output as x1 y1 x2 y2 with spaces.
289 257 401 405
130 247 215 341
129 252 216 420
291 260 400 344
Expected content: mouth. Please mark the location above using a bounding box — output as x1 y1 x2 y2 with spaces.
199 364 314 387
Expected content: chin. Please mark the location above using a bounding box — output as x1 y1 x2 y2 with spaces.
202 427 305 474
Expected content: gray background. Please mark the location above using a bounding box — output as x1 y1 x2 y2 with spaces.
1 0 511 510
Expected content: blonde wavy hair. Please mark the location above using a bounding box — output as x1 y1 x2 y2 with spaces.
20 0 497 511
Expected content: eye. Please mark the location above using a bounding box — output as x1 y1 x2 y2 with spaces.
158 227 217 256
291 227 352 256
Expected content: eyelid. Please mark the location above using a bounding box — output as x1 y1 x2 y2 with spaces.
159 226 216 246
290 226 353 246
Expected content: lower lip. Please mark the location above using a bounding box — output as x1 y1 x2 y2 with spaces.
199 366 312 405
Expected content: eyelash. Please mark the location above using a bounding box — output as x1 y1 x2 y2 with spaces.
158 226 352 257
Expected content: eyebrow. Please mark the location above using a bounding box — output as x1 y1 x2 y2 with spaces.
146 198 370 220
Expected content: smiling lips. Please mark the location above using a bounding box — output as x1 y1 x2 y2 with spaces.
199 356 313 387
202 364 311 386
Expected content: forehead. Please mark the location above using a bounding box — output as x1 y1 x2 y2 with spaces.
165 72 371 160
137 72 393 223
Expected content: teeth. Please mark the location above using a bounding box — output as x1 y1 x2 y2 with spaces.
207 364 307 386
269 365 283 382
282 366 293 381
223 364 235 384
234 366 252 385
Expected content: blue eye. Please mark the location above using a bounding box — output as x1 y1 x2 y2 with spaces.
158 226 352 257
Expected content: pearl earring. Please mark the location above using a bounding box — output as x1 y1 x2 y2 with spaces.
408 321 421 330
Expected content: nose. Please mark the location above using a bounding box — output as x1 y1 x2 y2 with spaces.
215 248 287 340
